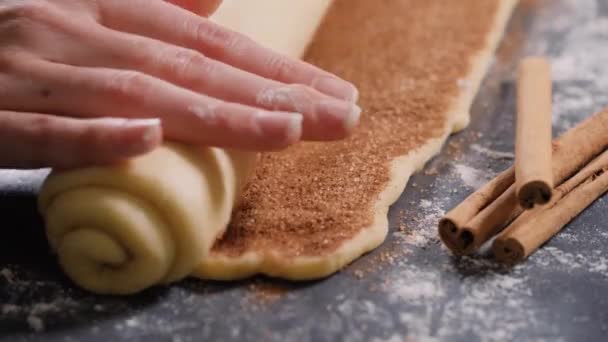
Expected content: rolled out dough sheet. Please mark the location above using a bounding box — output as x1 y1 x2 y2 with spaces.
195 0 519 280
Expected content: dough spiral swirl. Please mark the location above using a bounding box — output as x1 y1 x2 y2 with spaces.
38 143 254 294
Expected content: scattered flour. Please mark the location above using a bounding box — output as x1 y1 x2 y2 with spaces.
532 247 608 277
453 164 490 189
552 85 596 130
1 265 82 333
27 315 44 332
372 335 406 342
390 268 444 303
395 196 445 248
125 318 140 328
419 199 433 209
2 299 75 333
2 304 19 315
1 268 15 282
535 0 608 131
470 144 514 160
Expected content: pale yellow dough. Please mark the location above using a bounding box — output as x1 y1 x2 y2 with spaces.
38 145 254 294
212 0 333 58
194 0 519 280
39 0 518 293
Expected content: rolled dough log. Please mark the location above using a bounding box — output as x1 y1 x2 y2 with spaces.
38 145 254 294
211 0 333 58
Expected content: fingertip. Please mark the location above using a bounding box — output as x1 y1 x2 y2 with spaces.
302 100 361 141
139 119 164 150
253 111 303 150
287 113 303 140
279 112 303 147
311 76 360 103
109 118 163 157
343 104 362 133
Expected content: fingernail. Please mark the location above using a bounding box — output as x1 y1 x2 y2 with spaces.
95 117 129 126
344 104 361 131
139 121 162 145
285 113 303 141
112 118 161 154
315 100 362 131
255 111 303 143
97 117 161 128
128 118 162 128
130 119 161 150
312 76 359 103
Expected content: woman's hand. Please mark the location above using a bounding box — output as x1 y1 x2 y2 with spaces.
0 0 360 168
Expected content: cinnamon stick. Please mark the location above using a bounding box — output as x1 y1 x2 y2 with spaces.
438 168 514 252
439 108 608 255
493 150 608 264
515 57 553 209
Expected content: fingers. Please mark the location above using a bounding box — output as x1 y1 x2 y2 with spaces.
165 0 223 16
77 28 360 140
97 0 359 102
0 111 162 169
2 0 359 144
6 59 303 151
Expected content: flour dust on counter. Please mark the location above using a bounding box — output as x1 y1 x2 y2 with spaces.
540 0 608 133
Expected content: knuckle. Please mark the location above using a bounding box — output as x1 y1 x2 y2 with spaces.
103 71 152 102
287 83 311 94
0 1 56 26
192 20 244 56
193 20 228 45
192 102 227 127
167 48 213 78
27 114 57 147
0 1 71 50
264 55 295 81
0 49 26 73
63 122 111 167
77 123 105 148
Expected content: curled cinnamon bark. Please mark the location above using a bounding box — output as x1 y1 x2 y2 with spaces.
515 57 554 209
494 150 608 264
439 109 608 255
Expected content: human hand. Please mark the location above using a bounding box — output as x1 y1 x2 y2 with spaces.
0 0 360 168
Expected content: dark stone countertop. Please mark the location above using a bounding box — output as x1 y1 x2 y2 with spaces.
1 1 608 341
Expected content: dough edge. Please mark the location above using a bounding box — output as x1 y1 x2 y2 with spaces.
194 0 519 280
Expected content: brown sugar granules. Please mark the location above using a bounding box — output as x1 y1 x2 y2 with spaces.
211 0 504 258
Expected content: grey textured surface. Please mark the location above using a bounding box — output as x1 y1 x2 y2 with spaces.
1 1 608 341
